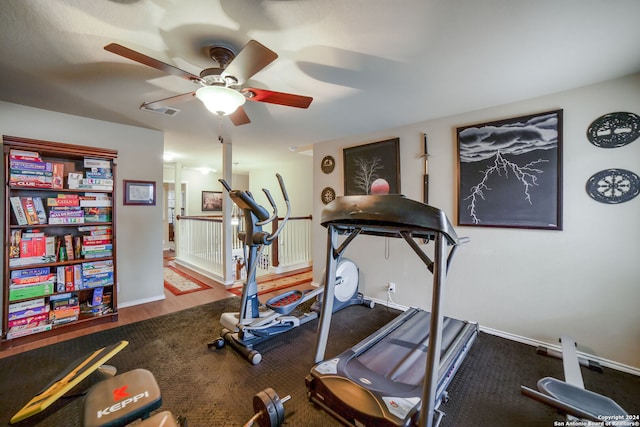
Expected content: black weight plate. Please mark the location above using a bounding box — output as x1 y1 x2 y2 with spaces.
264 388 285 426
253 389 280 427
586 168 640 204
586 112 640 148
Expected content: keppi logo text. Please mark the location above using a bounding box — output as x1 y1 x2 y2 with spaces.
96 391 150 418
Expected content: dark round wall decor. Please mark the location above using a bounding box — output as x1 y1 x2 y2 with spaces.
321 156 335 174
586 168 640 204
586 112 640 148
321 187 336 204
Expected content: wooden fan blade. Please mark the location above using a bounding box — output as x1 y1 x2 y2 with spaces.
104 43 202 83
229 106 251 126
222 40 277 85
243 88 312 109
142 92 196 109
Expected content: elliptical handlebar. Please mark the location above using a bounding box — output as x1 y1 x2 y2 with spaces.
276 173 289 202
256 189 277 226
219 178 232 192
266 174 290 242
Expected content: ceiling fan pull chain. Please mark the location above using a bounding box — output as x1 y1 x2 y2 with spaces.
217 115 224 143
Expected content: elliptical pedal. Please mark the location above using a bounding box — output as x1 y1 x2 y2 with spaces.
266 290 304 314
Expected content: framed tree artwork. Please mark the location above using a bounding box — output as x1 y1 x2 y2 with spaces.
456 110 563 230
343 138 400 195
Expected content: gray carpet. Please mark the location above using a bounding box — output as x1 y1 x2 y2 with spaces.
1 297 638 426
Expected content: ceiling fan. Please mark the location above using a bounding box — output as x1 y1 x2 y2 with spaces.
104 40 312 125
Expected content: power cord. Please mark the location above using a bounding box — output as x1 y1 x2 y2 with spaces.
386 288 398 308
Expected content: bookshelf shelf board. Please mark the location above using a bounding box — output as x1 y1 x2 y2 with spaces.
8 256 114 271
0 313 118 350
8 185 112 192
9 222 112 230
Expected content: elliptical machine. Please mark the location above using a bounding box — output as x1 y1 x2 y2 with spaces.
211 174 372 364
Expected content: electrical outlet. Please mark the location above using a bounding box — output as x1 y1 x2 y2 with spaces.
387 282 396 293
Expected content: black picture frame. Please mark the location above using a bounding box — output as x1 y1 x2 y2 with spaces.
202 191 223 211
343 138 400 195
123 180 156 206
456 110 563 230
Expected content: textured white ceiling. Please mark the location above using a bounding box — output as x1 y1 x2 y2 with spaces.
1 0 639 173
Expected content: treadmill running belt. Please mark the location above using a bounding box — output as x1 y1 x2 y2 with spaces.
307 308 477 426
357 311 465 386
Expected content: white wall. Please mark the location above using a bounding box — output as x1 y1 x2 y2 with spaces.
0 101 165 308
249 156 314 218
312 73 640 370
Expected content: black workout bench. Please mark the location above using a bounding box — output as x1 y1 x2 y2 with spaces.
83 368 178 427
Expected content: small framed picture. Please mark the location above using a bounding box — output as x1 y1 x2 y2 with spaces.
202 191 223 211
123 180 156 206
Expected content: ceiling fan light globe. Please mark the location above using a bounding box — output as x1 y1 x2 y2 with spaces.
195 86 246 116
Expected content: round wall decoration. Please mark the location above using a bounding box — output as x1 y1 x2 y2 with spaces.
321 187 336 204
321 156 335 174
586 112 640 148
586 168 640 204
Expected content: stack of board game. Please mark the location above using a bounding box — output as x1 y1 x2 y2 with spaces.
67 158 113 191
80 225 113 259
82 260 114 288
8 149 63 189
9 268 55 302
6 297 51 339
47 194 84 225
49 294 80 326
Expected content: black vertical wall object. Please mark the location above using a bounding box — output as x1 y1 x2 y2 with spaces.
423 132 429 204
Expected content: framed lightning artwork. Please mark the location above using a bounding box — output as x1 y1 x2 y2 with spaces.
456 110 563 230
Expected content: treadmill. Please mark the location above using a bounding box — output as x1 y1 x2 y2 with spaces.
306 195 478 427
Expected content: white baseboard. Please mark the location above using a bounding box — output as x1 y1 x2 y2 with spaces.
273 261 312 274
173 259 226 285
118 293 165 309
367 296 408 312
480 326 640 377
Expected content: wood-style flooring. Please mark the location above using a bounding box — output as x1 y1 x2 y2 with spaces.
0 251 313 359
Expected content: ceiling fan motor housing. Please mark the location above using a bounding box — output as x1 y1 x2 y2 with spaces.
199 68 228 86
208 46 235 68
196 45 239 87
